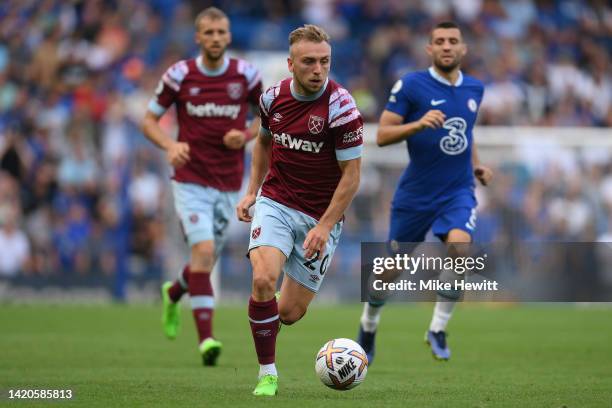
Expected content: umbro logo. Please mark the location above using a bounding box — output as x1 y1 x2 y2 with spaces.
273 112 283 122
309 274 320 283
431 99 446 106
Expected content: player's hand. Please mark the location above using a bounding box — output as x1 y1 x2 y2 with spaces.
417 110 446 130
474 165 493 186
303 224 331 260
223 128 247 150
236 193 256 222
166 142 190 168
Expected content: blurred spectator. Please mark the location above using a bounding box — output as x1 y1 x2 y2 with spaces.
57 124 99 190
51 201 92 275
0 205 30 277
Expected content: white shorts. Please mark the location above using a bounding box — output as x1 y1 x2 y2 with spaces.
248 196 343 293
172 181 238 254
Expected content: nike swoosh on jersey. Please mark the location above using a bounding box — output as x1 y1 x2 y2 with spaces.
431 99 446 106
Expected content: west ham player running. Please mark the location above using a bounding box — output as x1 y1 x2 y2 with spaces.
357 22 493 362
236 25 363 396
141 7 262 366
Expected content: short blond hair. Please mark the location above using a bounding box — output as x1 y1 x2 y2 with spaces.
289 24 330 47
195 7 228 29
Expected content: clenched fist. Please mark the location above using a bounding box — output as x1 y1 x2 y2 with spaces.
166 142 190 168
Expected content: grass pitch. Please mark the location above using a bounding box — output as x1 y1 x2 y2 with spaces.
1 303 611 407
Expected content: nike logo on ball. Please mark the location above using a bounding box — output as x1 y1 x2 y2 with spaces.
431 99 446 106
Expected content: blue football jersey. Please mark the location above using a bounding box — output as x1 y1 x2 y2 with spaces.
385 67 484 210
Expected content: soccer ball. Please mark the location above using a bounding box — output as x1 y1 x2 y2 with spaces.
315 338 368 390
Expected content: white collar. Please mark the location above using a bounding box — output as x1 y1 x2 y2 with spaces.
428 66 463 87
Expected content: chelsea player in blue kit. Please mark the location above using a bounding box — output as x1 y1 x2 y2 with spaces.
357 22 493 362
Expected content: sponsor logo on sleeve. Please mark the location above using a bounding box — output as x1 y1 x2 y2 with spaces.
342 126 364 144
390 79 402 94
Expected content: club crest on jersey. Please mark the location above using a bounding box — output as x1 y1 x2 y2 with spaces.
227 82 243 100
467 98 478 112
252 226 261 240
308 115 325 134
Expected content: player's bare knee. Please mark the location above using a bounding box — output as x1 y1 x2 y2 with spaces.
252 274 276 298
279 306 306 325
192 241 215 259
190 241 215 270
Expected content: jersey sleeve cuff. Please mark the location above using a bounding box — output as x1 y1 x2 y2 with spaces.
335 145 363 161
147 99 167 116
383 105 404 116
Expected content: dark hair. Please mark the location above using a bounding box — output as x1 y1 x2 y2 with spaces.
434 21 460 30
430 21 462 42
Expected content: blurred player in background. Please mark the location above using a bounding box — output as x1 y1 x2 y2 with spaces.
141 7 263 366
357 22 493 363
236 25 363 396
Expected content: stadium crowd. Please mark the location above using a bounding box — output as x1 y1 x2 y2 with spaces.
0 0 610 293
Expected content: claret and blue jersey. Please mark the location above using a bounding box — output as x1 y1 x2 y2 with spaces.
385 67 484 242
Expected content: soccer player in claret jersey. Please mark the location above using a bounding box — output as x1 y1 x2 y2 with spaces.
356 22 493 363
141 7 263 366
236 24 363 396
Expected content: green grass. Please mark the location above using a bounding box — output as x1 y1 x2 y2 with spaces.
1 303 611 407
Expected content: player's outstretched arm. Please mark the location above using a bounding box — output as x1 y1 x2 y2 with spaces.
303 158 361 259
376 110 446 147
471 139 493 186
236 130 272 222
141 110 190 168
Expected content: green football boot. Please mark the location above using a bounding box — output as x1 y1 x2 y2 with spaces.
252 374 278 396
161 281 180 339
199 337 223 366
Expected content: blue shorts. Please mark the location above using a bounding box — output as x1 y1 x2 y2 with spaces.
389 194 477 243
171 181 238 253
248 196 343 293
